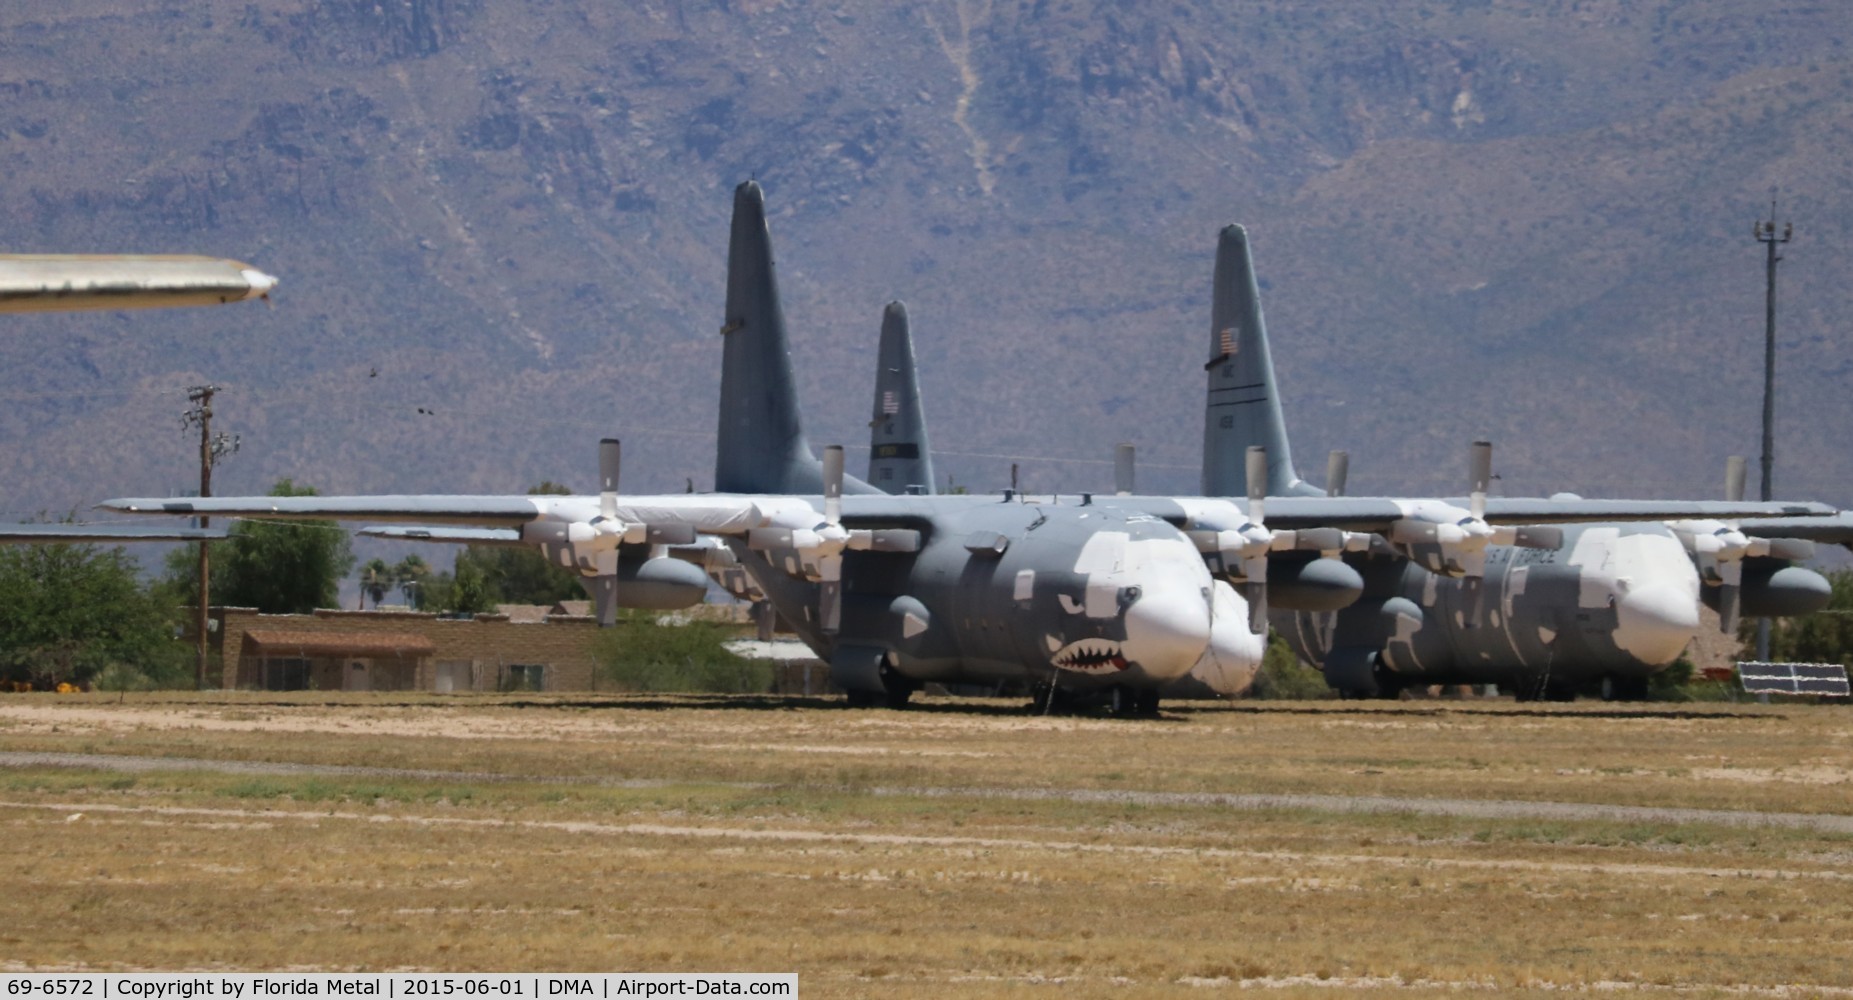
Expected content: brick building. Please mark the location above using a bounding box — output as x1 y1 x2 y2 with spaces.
211 606 603 692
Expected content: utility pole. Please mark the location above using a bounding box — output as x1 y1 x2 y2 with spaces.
1753 201 1792 663
182 385 238 688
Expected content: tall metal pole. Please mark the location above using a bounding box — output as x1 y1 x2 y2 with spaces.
187 386 216 689
183 385 238 689
1753 202 1792 663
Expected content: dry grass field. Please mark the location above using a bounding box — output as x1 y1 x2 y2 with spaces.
1 693 1851 997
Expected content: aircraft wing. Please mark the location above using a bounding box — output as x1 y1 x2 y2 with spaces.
102 490 1840 543
1139 495 1837 533
0 254 277 313
1477 498 1836 523
102 495 550 527
358 525 526 545
100 493 820 536
0 523 227 543
1734 512 1853 547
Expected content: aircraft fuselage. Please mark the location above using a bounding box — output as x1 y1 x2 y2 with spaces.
736 497 1225 699
1278 523 1701 696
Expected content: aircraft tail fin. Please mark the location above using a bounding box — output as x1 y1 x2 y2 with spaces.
867 301 936 495
1200 224 1319 498
714 181 879 496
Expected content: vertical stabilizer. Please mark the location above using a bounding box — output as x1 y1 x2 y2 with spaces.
1200 224 1319 498
715 182 879 496
867 301 936 494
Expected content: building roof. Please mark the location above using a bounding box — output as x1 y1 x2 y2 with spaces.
242 629 437 658
495 604 551 624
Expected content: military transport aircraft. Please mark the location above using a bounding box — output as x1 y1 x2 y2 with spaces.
0 251 276 544
1199 223 1832 700
100 182 1837 712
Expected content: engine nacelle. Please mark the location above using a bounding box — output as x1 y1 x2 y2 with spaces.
1700 560 1832 619
1266 554 1364 611
577 556 710 611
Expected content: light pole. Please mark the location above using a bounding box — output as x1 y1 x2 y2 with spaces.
1753 201 1792 662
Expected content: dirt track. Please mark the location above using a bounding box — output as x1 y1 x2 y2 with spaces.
7 749 1851 834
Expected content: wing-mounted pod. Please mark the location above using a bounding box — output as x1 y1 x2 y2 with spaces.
1185 446 1370 629
519 439 703 625
1674 455 1828 631
1384 441 1559 627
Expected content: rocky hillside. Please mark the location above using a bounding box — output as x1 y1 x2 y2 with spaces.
1 0 1848 536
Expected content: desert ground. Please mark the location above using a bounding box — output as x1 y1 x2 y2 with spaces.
1 693 1850 998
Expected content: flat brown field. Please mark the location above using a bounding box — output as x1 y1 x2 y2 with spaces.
1 694 1851 998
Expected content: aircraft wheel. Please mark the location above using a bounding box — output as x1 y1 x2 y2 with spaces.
844 690 884 709
1543 678 1579 702
1133 687 1161 717
883 686 914 710
1604 675 1650 702
1106 685 1139 718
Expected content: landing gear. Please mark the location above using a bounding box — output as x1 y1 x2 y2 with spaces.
1543 678 1579 702
844 686 913 709
1603 675 1650 702
1105 685 1163 718
842 666 917 710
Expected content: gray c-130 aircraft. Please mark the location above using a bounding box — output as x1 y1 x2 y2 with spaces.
1200 224 1833 699
100 182 1837 711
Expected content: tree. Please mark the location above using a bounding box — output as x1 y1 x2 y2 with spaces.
447 554 496 615
168 479 354 614
359 557 392 608
1764 570 1853 668
394 554 431 608
0 541 187 689
453 481 582 606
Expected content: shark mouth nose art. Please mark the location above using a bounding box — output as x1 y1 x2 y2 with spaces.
1051 639 1130 674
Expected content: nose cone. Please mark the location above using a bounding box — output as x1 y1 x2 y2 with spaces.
240 268 279 298
1614 585 1701 666
1119 582 1213 682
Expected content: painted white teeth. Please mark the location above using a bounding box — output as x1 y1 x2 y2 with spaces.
1052 639 1128 673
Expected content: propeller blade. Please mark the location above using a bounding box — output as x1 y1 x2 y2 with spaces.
1289 527 1346 553
599 438 620 521
822 444 844 524
1115 443 1136 496
851 528 922 553
1469 440 1492 521
747 527 795 551
645 523 698 546
1725 455 1747 503
1244 579 1268 633
1765 537 1815 562
1325 450 1348 498
1511 525 1563 549
1245 446 1267 521
1460 575 1485 629
592 550 619 628
818 559 843 634
1718 582 1741 635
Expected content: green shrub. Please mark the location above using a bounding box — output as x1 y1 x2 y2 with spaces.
595 611 770 694
1249 631 1334 700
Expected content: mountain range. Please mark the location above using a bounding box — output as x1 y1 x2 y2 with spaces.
2 0 1848 552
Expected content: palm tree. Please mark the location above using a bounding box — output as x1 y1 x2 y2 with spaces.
394 554 431 609
359 558 392 609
